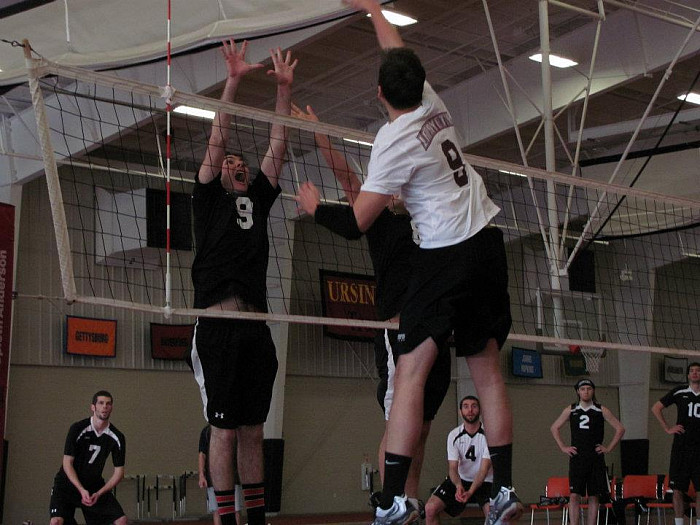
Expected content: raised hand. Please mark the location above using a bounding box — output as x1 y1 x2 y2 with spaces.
221 39 264 78
268 47 298 87
291 103 319 123
294 181 322 216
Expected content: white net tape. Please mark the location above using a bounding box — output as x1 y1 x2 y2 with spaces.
581 347 606 373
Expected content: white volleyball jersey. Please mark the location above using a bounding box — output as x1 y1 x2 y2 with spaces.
361 82 500 249
446 423 493 482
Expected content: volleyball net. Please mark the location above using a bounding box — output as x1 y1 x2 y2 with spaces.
24 54 700 356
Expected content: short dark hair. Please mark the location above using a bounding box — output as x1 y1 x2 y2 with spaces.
92 390 113 405
378 48 426 110
688 362 700 374
460 395 480 408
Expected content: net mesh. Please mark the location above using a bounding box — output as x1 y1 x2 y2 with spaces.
25 58 700 355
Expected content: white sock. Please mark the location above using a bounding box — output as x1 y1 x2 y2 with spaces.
674 518 684 525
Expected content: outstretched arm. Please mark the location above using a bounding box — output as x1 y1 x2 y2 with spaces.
260 47 298 188
343 0 403 50
199 40 264 184
292 103 362 205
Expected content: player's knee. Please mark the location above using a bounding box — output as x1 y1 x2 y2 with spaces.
425 497 442 518
114 516 128 525
237 424 264 446
49 518 63 525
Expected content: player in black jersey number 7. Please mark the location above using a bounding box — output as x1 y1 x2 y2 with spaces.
49 390 127 525
550 379 625 525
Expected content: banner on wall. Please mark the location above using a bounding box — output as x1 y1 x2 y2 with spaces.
150 323 194 360
0 203 15 516
65 316 117 357
319 269 378 341
664 356 688 383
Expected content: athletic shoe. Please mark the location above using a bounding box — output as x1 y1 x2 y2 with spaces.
486 486 523 525
407 498 425 520
371 494 419 525
369 491 382 509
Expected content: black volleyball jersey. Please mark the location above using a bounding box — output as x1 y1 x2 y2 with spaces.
660 385 700 447
56 417 126 490
192 171 281 310
570 402 605 455
366 209 415 320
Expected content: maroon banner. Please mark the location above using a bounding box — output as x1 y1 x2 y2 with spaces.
319 269 378 341
150 323 194 360
0 203 14 497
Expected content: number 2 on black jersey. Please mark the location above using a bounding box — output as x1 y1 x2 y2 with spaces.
441 139 468 188
579 415 590 429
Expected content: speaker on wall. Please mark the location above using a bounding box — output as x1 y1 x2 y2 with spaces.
620 438 649 475
568 248 596 293
146 188 192 251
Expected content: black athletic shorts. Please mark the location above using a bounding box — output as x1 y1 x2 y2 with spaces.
432 477 492 516
375 329 450 421
569 454 609 497
50 478 125 525
669 443 700 493
396 227 511 358
192 317 278 429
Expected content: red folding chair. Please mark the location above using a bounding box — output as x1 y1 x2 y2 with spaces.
530 477 571 525
620 475 669 525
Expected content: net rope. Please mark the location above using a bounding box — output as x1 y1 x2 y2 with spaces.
24 56 700 356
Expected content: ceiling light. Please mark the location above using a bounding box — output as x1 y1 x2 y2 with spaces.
529 53 578 69
677 92 700 105
343 137 374 148
173 105 215 120
367 10 417 27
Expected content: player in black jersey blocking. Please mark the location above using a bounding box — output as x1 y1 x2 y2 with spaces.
49 391 127 525
652 362 700 525
189 39 297 525
551 379 625 525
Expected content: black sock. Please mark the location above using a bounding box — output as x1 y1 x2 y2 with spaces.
242 482 265 525
488 444 513 496
214 489 237 524
380 452 412 510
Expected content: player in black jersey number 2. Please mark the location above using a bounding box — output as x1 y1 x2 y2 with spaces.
551 379 625 525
